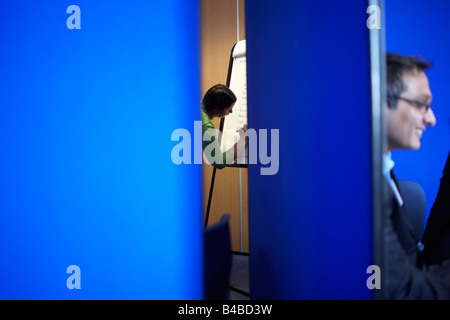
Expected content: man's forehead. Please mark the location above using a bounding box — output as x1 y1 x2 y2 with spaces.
401 70 432 97
402 68 428 80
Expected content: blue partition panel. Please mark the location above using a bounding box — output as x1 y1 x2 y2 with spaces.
385 1 450 224
0 1 202 299
246 1 373 299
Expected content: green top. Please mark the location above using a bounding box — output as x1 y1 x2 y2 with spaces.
201 107 232 169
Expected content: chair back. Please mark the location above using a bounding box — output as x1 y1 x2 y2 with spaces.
398 180 426 240
204 214 232 300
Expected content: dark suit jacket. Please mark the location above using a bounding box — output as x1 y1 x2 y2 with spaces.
384 170 450 299
423 151 450 264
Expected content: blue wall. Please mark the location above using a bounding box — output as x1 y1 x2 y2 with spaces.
246 1 373 299
0 1 202 299
385 0 450 226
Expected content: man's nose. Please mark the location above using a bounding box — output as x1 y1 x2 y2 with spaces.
425 108 437 127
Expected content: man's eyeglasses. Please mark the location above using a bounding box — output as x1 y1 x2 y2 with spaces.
390 96 431 113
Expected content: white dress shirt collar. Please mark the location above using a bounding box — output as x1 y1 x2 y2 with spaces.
383 152 403 206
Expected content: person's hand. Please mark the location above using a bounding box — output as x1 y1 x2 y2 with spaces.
240 124 248 147
237 124 247 135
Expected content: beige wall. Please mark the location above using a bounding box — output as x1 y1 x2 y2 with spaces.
201 0 248 253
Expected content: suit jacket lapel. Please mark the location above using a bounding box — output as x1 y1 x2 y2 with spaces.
390 170 420 244
388 170 426 267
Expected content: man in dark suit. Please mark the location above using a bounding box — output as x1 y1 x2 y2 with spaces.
422 152 450 264
383 53 450 299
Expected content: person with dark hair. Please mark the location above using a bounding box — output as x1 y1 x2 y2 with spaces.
383 52 450 299
201 84 247 169
385 52 434 151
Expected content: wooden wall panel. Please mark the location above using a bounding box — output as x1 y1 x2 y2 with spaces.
201 0 248 253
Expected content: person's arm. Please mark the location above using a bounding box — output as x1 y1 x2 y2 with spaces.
202 107 248 168
422 151 450 264
202 110 238 169
202 128 230 170
227 124 248 161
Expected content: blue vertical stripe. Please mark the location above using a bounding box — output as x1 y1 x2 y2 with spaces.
0 0 201 299
246 0 373 299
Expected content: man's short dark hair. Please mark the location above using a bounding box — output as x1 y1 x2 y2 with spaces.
202 84 237 118
386 53 432 109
